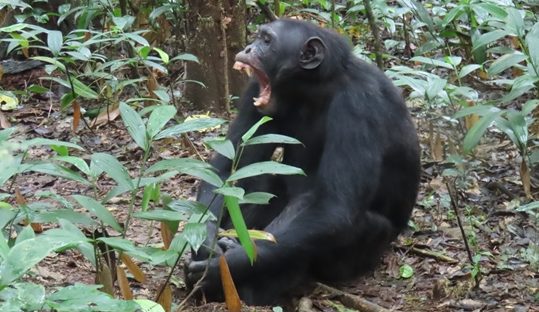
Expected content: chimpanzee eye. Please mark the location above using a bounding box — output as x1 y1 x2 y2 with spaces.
262 34 271 44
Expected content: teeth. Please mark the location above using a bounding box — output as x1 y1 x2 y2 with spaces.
253 97 262 106
244 67 252 76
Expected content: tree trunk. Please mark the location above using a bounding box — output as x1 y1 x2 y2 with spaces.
184 0 247 114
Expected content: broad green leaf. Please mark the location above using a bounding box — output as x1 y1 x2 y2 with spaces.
183 223 207 252
46 30 63 56
31 56 66 71
103 172 177 202
220 229 276 242
228 161 305 181
22 138 83 151
134 299 166 312
224 196 256 264
455 105 500 118
146 158 212 172
33 209 95 226
147 159 223 187
240 192 276 205
120 102 148 151
442 6 465 27
458 64 481 79
0 236 68 286
474 2 508 19
0 155 21 186
91 153 134 190
472 30 508 51
425 77 447 100
153 47 170 64
0 127 16 142
526 23 539 70
488 52 527 76
147 105 177 138
204 138 235 160
0 282 45 310
15 226 35 245
241 116 272 142
214 186 245 199
399 264 414 279
0 209 16 232
71 77 98 99
155 118 225 139
72 195 122 232
54 156 90 175
516 201 539 212
410 56 453 69
463 110 503 153
25 163 90 185
171 53 199 63
505 8 524 37
112 16 135 30
134 210 187 222
124 32 149 46
243 134 302 146
47 284 140 311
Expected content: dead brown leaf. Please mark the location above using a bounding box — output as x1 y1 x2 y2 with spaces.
219 255 241 312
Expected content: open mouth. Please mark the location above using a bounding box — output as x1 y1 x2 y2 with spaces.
233 61 271 108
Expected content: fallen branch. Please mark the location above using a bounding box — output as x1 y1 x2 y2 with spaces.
316 283 390 312
397 245 458 264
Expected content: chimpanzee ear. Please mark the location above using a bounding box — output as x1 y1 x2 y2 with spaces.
299 37 326 70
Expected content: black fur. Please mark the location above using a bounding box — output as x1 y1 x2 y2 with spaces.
186 19 421 306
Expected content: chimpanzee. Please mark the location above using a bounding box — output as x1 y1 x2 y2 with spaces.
186 19 421 306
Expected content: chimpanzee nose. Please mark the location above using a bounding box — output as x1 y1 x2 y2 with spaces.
244 45 252 54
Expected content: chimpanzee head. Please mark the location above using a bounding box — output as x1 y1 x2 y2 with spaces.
233 19 349 110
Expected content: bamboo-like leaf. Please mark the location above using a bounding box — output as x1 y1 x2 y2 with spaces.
116 265 134 299
227 161 305 181
219 256 242 312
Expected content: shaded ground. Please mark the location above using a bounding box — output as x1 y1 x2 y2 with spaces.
1 67 538 311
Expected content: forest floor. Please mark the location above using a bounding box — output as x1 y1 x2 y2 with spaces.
1 67 538 312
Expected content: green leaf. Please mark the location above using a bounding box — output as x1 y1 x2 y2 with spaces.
214 186 245 199
472 30 508 51
463 110 503 153
241 116 272 142
458 64 481 79
410 56 453 69
47 284 140 311
25 163 90 185
147 158 223 187
505 8 524 38
442 6 465 28
228 161 305 181
71 77 99 99
155 118 225 139
153 47 170 64
134 210 187 222
526 23 539 70
54 156 90 175
425 77 447 100
124 32 149 46
21 138 84 151
399 264 414 279
240 192 276 205
112 16 135 30
455 105 500 118
0 236 68 286
147 105 177 138
204 138 235 160
224 196 256 264
46 30 63 56
134 299 166 312
488 52 527 76
220 229 276 242
120 102 148 151
183 223 207 252
0 127 16 142
31 56 66 71
91 153 134 190
242 134 302 146
72 195 123 232
171 53 199 63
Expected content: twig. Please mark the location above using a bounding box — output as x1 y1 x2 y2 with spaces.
363 0 384 69
446 180 480 287
316 283 390 312
396 245 458 264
